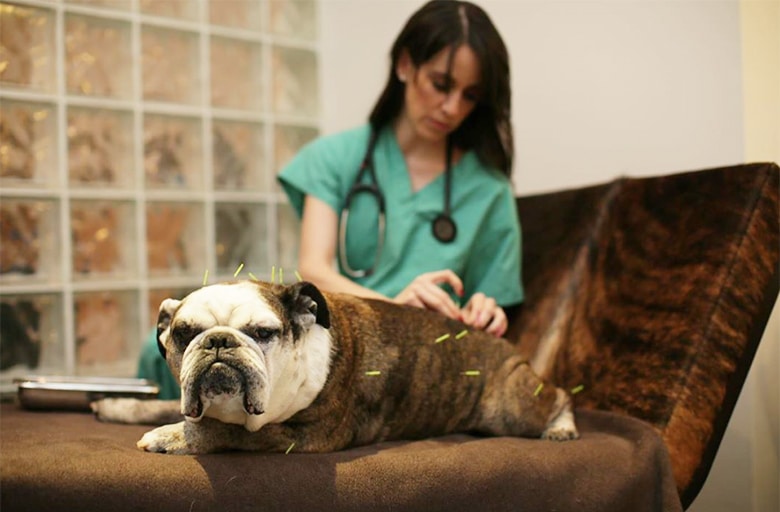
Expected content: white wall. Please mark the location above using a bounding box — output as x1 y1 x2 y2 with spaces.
319 1 778 510
320 0 744 193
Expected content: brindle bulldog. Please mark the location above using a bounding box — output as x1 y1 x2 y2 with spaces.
92 280 578 454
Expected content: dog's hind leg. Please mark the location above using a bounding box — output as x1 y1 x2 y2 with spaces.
540 388 578 441
92 398 183 425
475 355 579 441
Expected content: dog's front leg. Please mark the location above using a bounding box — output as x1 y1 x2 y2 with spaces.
137 418 296 455
138 418 242 454
137 421 191 454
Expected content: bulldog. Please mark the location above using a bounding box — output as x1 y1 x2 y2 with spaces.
93 280 578 454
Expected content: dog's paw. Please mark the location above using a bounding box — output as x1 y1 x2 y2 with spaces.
541 425 580 441
541 402 579 441
91 398 144 424
137 423 191 454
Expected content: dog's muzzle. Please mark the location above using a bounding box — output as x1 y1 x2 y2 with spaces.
179 330 268 421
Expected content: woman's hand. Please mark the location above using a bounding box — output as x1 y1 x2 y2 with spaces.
393 270 464 321
394 271 507 337
461 292 507 337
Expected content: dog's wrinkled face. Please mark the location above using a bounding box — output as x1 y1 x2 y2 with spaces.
156 281 332 432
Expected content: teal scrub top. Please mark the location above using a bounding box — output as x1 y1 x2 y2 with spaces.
277 124 524 307
138 328 180 400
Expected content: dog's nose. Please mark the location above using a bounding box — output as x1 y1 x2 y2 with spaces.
203 333 236 350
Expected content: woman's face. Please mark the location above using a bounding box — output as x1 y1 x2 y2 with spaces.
397 44 482 143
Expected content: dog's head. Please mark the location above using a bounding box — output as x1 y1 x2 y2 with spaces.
156 280 332 431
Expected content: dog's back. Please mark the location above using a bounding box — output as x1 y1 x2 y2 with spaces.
298 293 575 448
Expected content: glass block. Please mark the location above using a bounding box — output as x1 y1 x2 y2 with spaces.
143 114 203 189
68 107 134 188
274 123 317 174
277 202 300 272
0 294 64 382
146 202 205 277
66 0 132 11
215 202 268 276
141 27 200 104
74 290 139 375
140 0 199 21
210 37 263 111
0 199 59 283
269 0 316 40
148 286 194 331
65 15 132 99
213 120 265 192
0 100 57 187
272 46 318 117
0 3 55 92
70 200 137 279
209 0 262 31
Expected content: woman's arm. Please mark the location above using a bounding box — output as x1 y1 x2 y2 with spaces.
298 195 387 301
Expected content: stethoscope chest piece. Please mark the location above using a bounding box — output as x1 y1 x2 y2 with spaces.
432 213 457 243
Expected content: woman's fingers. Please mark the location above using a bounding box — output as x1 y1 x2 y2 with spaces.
394 270 463 319
484 308 508 337
425 269 464 298
413 282 462 320
394 272 507 335
462 293 506 337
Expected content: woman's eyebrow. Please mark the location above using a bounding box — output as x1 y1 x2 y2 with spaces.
429 70 481 89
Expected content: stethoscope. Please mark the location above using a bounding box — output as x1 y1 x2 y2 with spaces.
338 129 457 278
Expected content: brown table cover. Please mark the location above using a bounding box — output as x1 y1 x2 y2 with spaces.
0 403 682 511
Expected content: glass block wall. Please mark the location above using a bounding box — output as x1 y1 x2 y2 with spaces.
0 0 319 392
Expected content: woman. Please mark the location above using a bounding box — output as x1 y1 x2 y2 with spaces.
279 0 522 337
138 0 522 399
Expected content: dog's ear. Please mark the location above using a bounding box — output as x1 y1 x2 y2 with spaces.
282 281 330 334
156 298 181 359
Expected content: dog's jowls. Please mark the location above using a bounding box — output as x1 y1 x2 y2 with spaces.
92 280 578 454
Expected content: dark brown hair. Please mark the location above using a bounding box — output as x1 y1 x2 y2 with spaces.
368 0 513 176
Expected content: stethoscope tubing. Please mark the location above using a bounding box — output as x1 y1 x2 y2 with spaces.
338 128 456 278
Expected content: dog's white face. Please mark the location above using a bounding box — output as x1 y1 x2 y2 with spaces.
157 281 333 432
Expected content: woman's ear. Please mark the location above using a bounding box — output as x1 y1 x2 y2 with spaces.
396 49 412 83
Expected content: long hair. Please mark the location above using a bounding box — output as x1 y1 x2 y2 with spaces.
368 0 513 177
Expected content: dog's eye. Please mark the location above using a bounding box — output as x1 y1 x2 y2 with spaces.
172 324 201 348
246 327 278 344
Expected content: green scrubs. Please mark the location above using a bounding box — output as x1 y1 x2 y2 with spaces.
278 124 524 307
138 328 180 399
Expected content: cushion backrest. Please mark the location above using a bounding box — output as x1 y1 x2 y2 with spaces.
508 163 779 506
